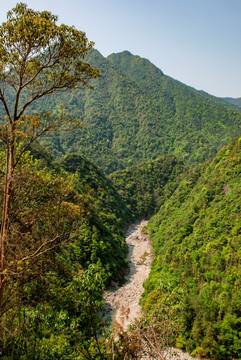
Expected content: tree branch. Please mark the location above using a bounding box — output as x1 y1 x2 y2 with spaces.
0 89 12 123
14 125 53 168
20 233 68 262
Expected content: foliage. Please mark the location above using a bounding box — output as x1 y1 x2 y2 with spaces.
0 2 100 164
102 293 183 360
0 150 130 358
2 50 239 173
60 153 131 278
144 136 241 359
61 153 131 227
0 2 100 318
1 6 241 357
224 97 241 110
109 155 184 217
0 3 100 102
0 264 107 360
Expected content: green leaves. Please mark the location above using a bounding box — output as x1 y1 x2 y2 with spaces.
144 137 241 358
29 49 241 173
110 155 184 217
0 2 100 123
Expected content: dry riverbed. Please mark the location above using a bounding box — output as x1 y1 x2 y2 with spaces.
104 219 152 330
103 220 197 360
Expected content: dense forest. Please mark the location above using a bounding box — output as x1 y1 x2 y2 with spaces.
2 50 241 174
224 97 241 110
1 136 240 359
42 50 241 173
0 147 133 358
109 155 185 217
143 136 241 359
0 4 241 359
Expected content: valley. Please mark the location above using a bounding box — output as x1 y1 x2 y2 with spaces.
0 6 240 358
104 220 152 331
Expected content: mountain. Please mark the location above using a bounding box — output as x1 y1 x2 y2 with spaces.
1 63 241 356
108 51 241 114
223 97 241 110
107 51 241 155
1 50 240 174
143 136 241 359
20 49 240 174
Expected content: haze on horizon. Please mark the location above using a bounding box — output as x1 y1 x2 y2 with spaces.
1 0 240 98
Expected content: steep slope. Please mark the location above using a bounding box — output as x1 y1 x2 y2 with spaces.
58 152 132 277
109 155 184 217
1 50 241 173
0 148 131 358
61 152 132 229
43 50 241 172
108 51 241 113
108 51 241 161
143 136 241 359
224 97 241 110
36 49 172 173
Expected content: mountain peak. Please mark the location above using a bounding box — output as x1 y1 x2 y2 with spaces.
108 50 134 57
107 50 164 78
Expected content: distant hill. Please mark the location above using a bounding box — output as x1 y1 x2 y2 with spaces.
223 97 241 110
188 90 241 112
1 50 241 173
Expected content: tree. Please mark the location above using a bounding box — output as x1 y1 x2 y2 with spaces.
0 3 100 314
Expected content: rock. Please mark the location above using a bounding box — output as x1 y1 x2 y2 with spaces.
103 220 153 330
103 220 198 360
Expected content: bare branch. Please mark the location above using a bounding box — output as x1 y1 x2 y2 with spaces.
20 233 67 262
0 90 12 123
13 126 53 167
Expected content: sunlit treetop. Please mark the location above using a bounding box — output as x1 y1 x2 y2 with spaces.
0 2 101 121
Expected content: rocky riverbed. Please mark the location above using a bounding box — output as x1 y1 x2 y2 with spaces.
103 220 197 360
103 219 152 330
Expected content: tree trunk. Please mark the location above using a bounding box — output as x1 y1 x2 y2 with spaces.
0 142 14 314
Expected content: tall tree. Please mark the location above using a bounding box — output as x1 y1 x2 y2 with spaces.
0 3 100 313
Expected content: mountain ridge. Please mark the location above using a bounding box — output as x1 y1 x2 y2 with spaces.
42 49 241 172
1 49 241 174
223 97 241 109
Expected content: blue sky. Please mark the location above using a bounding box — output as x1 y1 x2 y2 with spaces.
1 0 241 97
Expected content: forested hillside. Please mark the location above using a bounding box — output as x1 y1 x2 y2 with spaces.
109 155 184 217
224 97 241 110
2 135 240 359
0 150 130 358
42 50 241 172
1 5 241 357
43 50 241 173
2 50 240 173
143 136 241 359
